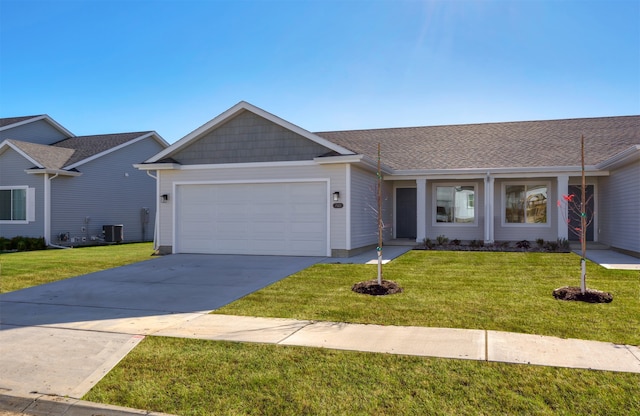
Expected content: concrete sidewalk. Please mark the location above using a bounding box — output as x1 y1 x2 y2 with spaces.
154 314 640 374
3 314 639 416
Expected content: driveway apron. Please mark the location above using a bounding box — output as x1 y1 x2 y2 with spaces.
0 254 323 398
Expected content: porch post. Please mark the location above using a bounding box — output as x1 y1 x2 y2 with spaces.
416 178 426 243
484 173 494 243
557 175 569 240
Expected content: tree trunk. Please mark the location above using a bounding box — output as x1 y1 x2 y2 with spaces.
580 135 587 294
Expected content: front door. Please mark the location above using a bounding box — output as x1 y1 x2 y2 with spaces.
396 188 417 239
567 185 595 242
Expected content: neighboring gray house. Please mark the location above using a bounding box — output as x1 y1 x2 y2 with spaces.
0 115 168 246
136 102 640 257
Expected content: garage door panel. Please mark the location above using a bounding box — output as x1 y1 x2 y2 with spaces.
177 182 327 256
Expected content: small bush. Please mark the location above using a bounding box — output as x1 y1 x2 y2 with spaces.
436 235 449 246
536 238 545 248
451 239 461 246
469 240 484 248
545 241 560 251
423 238 434 249
1 236 47 252
516 240 531 249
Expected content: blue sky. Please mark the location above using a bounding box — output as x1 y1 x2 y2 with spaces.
1 0 638 143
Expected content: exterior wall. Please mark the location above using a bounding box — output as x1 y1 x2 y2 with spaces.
493 177 558 242
425 179 485 241
174 111 332 164
0 149 44 238
0 119 68 145
598 160 640 255
49 138 163 245
156 163 348 254
349 166 392 252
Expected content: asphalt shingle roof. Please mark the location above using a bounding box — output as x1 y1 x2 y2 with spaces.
0 115 42 128
315 116 640 170
6 139 75 169
3 132 153 170
52 132 151 166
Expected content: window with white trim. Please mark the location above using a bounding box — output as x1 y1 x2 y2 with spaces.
434 184 476 224
503 183 549 224
0 187 34 223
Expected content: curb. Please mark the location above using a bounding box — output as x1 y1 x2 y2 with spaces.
0 392 176 416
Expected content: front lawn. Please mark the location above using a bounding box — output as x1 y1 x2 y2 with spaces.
84 250 640 415
85 337 640 416
215 251 640 345
0 242 155 293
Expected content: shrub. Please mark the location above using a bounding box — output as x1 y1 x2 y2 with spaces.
423 238 434 249
436 235 449 246
469 240 484 248
545 241 560 252
451 239 461 246
2 236 47 252
536 238 545 248
516 240 531 249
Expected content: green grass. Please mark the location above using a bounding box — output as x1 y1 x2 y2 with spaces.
215 251 640 345
0 242 156 293
85 337 640 416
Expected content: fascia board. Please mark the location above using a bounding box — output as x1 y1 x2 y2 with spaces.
0 115 75 137
389 165 607 180
25 168 82 177
0 140 44 168
64 132 157 170
314 154 393 174
146 101 355 163
596 145 640 169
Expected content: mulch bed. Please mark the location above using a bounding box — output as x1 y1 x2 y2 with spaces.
553 286 613 303
352 279 403 296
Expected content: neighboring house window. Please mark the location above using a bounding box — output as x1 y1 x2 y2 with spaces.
504 183 549 224
434 185 476 224
0 187 34 223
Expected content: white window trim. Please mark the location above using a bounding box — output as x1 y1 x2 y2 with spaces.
431 182 478 227
0 186 34 224
501 181 551 227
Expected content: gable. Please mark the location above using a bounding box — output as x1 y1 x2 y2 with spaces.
172 110 335 165
0 117 71 145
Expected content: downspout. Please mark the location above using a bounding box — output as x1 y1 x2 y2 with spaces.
146 170 159 251
44 173 69 249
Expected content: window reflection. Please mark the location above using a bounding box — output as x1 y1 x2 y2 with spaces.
436 186 475 223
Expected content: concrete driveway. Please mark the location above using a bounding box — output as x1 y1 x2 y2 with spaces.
0 254 323 398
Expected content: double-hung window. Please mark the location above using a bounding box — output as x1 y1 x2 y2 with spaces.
434 185 476 224
504 183 549 225
0 187 32 223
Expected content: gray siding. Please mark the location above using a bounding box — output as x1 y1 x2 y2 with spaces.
349 167 392 249
174 111 333 164
49 138 163 245
599 161 640 254
0 149 44 238
0 119 69 145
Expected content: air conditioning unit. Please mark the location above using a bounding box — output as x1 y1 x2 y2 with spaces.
103 225 124 243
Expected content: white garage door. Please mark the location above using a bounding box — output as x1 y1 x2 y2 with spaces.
176 182 328 256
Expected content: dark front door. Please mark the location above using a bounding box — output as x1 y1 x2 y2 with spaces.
396 188 417 239
568 185 595 242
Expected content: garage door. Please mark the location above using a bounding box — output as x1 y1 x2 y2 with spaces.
176 182 328 256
